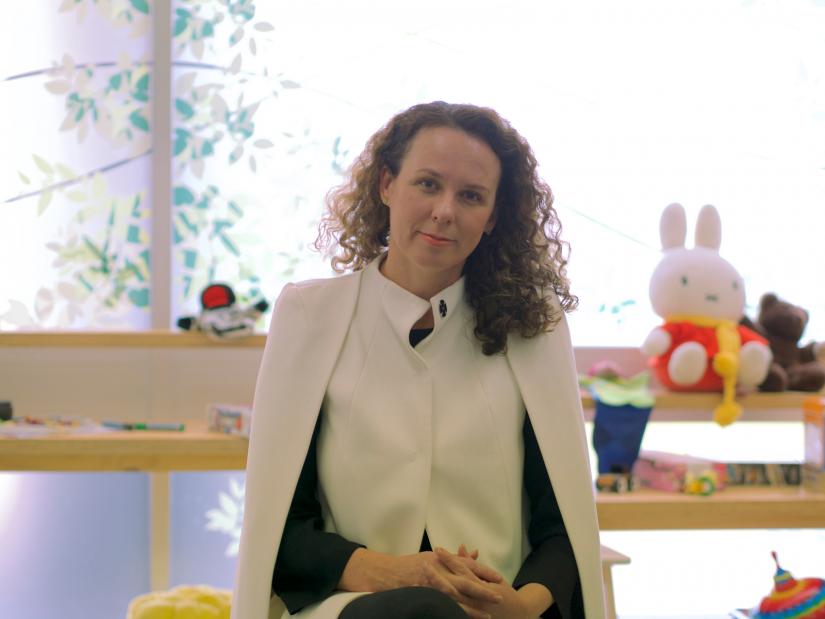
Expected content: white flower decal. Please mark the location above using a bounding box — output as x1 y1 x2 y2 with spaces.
205 477 245 557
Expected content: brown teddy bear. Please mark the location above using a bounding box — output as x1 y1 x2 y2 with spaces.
743 293 825 392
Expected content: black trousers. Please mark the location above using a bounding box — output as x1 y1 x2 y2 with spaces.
339 587 468 619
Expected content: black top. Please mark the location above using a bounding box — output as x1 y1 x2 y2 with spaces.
272 328 584 618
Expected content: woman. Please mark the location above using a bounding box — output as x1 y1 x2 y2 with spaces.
232 102 605 619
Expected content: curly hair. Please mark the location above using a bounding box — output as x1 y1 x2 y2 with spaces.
315 101 577 355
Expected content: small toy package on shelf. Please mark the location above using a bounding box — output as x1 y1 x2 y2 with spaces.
207 403 251 437
803 396 825 492
725 461 802 487
635 450 803 493
633 450 727 495
0 415 103 438
802 467 825 493
804 396 825 470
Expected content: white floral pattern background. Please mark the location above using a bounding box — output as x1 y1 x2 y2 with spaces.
5 0 825 344
1 1 153 329
205 477 244 557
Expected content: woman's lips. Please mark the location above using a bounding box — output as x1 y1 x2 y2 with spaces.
419 232 454 246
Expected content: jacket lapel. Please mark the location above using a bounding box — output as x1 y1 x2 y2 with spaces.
506 313 606 619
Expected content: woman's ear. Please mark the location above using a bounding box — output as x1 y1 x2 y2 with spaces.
484 209 497 234
379 167 394 205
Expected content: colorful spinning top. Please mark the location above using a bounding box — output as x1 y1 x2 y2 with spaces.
753 552 825 618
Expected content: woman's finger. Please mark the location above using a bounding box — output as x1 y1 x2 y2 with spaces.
452 577 503 604
422 561 461 600
434 552 502 603
435 548 474 576
424 560 499 614
436 547 503 585
457 544 480 562
466 559 503 584
433 550 502 604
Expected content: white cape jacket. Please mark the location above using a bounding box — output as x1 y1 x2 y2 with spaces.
231 269 606 619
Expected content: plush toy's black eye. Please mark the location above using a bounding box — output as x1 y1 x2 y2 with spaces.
681 276 688 286
732 281 739 290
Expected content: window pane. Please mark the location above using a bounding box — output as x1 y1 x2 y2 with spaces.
0 473 149 619
0 2 153 330
170 471 243 588
169 1 825 345
541 1 825 346
170 0 337 325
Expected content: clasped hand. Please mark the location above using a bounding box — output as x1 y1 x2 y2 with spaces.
411 545 529 619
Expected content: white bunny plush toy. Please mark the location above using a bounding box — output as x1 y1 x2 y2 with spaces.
641 203 773 426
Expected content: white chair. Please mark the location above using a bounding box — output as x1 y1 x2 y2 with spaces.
600 544 631 619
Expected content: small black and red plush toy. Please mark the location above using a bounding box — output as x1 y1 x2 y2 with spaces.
177 283 269 340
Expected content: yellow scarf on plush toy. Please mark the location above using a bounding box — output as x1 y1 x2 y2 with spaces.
666 314 742 426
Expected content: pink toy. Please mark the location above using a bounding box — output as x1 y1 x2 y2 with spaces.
632 450 726 494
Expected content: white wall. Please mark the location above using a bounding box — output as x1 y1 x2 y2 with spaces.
0 346 263 421
0 345 652 421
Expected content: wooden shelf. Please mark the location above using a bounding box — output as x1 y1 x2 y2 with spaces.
0 421 247 471
579 390 815 412
3 424 824 530
596 486 825 530
0 330 266 348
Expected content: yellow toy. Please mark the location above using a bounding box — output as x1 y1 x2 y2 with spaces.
127 585 231 619
683 469 718 496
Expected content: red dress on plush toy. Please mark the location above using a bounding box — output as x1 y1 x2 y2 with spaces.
652 321 768 391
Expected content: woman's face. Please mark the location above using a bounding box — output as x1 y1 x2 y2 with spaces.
379 126 500 289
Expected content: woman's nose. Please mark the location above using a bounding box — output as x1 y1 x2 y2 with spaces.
431 194 456 223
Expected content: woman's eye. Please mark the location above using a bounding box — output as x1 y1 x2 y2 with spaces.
417 178 436 190
462 191 482 203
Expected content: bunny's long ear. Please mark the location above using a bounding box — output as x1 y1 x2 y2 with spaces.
695 204 722 251
660 202 686 250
